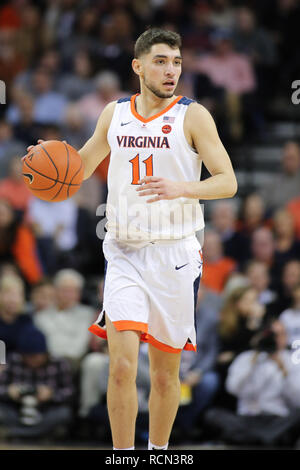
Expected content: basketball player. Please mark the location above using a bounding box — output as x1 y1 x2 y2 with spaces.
28 28 237 450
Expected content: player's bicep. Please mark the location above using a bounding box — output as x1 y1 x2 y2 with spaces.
79 101 116 179
189 104 235 177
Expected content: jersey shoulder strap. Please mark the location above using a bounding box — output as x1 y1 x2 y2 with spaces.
117 96 131 103
177 96 195 106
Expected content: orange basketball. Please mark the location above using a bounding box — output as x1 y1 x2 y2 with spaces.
22 140 84 202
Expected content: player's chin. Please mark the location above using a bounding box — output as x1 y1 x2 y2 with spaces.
159 90 175 99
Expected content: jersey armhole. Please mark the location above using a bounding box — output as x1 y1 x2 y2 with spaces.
181 103 201 159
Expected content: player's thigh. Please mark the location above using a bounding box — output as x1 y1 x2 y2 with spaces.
106 314 141 370
148 343 182 385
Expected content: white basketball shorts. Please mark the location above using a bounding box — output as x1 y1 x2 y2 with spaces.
89 234 203 353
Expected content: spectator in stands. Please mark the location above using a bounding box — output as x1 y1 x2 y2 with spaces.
27 195 100 276
210 0 235 30
232 6 277 105
7 68 68 126
33 269 95 368
0 29 26 89
210 200 250 264
76 71 125 134
262 0 300 90
205 321 300 446
0 156 32 216
266 260 300 320
279 284 300 348
32 68 68 126
12 93 40 147
0 198 42 284
0 275 33 354
181 1 214 52
218 285 265 364
216 285 265 408
29 278 56 315
273 208 300 271
58 50 95 101
0 327 74 440
38 48 62 79
95 12 136 89
259 141 300 213
232 6 276 64
245 260 277 308
250 227 282 288
175 284 222 440
0 120 26 177
190 28 257 140
27 197 79 275
238 193 268 239
201 229 236 293
287 196 300 240
62 104 90 149
17 4 50 66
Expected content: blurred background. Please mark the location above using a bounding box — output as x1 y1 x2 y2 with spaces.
0 0 300 449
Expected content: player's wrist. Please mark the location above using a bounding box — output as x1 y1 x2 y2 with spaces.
181 181 190 198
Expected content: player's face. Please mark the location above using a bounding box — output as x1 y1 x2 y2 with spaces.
139 44 182 99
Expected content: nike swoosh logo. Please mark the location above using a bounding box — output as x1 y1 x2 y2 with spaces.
175 263 189 270
121 121 132 126
23 172 34 184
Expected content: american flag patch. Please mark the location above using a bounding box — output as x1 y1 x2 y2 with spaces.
163 116 175 123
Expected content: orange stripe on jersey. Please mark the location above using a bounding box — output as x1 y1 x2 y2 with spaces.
130 93 182 123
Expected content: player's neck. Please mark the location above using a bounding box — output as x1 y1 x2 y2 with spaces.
136 87 178 120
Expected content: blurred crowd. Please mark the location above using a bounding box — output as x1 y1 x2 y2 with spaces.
0 0 300 448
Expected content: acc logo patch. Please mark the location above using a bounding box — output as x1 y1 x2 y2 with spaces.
162 124 172 134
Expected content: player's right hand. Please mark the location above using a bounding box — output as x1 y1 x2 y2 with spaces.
22 139 67 161
26 139 45 153
21 139 45 162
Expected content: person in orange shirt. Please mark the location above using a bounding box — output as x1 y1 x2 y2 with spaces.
286 197 300 239
0 156 32 216
201 229 236 293
0 198 42 284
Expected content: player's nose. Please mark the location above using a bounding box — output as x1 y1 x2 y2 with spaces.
164 67 175 78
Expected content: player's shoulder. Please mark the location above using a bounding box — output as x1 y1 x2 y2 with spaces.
97 100 118 127
183 99 216 129
102 96 132 119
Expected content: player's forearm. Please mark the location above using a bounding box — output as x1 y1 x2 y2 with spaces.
78 146 94 180
78 146 103 180
182 173 238 200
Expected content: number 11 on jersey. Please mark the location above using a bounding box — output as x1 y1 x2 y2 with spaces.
129 154 153 185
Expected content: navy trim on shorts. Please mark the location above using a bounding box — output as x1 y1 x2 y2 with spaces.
193 273 201 338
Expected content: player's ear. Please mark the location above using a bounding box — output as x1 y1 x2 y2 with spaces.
132 58 142 77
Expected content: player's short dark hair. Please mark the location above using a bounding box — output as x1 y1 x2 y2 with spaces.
134 28 182 58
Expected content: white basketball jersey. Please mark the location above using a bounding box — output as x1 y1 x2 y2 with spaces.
105 94 204 242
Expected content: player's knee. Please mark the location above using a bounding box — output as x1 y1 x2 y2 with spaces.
151 369 179 397
109 356 136 387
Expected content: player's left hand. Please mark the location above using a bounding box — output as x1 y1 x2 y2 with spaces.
136 176 185 203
